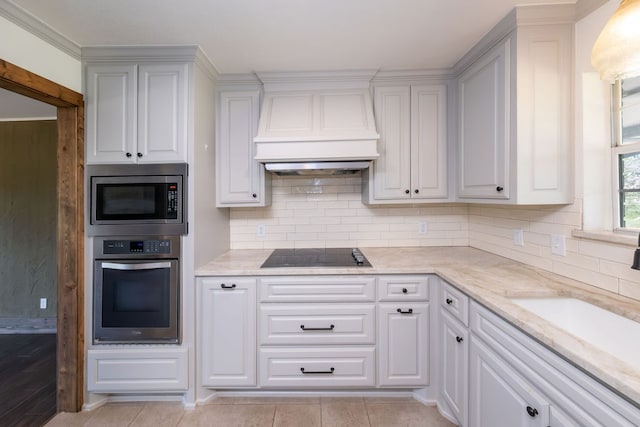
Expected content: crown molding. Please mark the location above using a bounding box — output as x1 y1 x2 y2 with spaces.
0 0 81 59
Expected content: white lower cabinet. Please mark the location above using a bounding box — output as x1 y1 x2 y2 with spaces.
198 274 432 391
199 277 256 387
259 303 376 345
440 310 469 426
469 337 550 427
471 301 639 426
259 347 376 388
87 348 188 392
378 302 429 387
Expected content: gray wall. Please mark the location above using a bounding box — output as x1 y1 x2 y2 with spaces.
0 120 57 319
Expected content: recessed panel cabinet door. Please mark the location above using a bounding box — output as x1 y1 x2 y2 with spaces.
441 310 469 427
86 64 137 164
217 90 269 206
469 337 550 427
372 86 411 199
378 302 429 386
411 84 448 199
137 63 188 163
458 39 510 199
200 278 256 387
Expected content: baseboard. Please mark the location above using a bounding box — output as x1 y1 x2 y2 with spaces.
0 317 56 334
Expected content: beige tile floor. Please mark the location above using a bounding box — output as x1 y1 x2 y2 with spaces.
45 396 457 426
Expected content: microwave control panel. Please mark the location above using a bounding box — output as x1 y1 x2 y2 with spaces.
167 184 178 214
102 239 172 255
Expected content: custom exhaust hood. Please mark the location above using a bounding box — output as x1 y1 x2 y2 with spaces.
254 71 380 175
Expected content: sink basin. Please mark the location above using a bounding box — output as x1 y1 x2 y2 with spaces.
509 297 640 371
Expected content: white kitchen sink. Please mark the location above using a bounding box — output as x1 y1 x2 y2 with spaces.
509 297 640 371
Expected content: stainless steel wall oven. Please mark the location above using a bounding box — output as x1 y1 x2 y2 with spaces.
93 236 180 344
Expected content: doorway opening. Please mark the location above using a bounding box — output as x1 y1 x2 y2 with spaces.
0 59 85 413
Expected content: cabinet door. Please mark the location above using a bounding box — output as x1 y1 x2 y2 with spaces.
458 39 510 199
216 90 269 206
469 337 550 427
411 85 448 199
86 64 137 164
200 278 256 387
378 302 429 386
441 310 469 427
372 86 411 200
137 63 188 163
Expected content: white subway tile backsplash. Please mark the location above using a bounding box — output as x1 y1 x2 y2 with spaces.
229 179 640 302
231 175 470 249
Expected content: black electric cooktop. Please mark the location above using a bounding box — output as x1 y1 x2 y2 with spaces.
260 248 372 268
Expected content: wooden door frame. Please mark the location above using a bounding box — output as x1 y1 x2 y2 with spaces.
0 59 84 412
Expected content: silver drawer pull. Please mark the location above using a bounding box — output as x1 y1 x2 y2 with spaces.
300 367 335 374
300 324 335 331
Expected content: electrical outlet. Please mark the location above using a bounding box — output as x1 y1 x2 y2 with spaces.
551 234 566 256
418 221 428 235
513 229 524 246
257 224 266 238
39 298 47 309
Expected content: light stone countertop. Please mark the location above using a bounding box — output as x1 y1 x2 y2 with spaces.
196 246 640 407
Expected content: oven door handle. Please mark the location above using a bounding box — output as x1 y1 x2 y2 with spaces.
101 261 172 271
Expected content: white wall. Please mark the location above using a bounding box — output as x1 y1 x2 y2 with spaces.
0 15 81 92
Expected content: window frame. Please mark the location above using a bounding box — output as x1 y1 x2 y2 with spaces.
612 79 640 232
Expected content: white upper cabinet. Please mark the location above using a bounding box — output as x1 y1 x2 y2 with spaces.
456 8 574 204
216 89 271 207
85 60 188 164
458 41 509 200
363 83 448 204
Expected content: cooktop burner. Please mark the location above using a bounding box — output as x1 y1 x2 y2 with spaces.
260 248 372 268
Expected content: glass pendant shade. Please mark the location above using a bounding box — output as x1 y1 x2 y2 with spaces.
591 0 640 82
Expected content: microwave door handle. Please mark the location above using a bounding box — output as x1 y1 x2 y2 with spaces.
101 261 172 271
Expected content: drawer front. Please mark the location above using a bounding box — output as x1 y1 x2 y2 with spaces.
378 276 430 301
259 347 375 388
260 304 375 345
87 348 188 392
441 280 469 326
259 276 376 302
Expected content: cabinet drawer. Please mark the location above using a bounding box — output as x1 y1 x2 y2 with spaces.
378 276 430 301
259 347 375 388
87 348 188 392
441 280 469 326
260 304 375 345
259 276 375 302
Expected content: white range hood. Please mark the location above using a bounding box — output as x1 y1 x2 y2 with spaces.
254 71 380 174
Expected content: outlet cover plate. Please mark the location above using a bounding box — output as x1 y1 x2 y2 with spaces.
513 229 524 246
551 234 566 256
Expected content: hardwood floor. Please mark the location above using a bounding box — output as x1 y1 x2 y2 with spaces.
0 334 56 427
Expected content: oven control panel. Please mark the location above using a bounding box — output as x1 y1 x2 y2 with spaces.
102 239 172 254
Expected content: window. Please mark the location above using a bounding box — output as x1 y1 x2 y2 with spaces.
613 76 640 229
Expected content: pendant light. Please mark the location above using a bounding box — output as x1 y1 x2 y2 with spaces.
591 0 640 82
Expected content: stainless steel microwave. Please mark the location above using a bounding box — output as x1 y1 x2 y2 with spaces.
87 163 187 236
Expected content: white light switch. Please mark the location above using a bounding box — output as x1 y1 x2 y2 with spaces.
551 234 566 256
40 298 47 309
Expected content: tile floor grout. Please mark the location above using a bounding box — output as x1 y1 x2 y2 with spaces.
46 397 457 426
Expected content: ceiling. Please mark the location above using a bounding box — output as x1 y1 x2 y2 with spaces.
8 0 582 74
